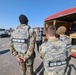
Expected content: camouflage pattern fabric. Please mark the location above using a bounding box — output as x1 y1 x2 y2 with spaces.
19 59 34 75
9 24 36 59
9 24 36 75
59 35 72 57
44 70 65 75
39 38 67 75
11 25 30 54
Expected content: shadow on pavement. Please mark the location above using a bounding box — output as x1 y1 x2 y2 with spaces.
0 49 10 55
34 62 43 75
66 64 76 75
36 43 40 52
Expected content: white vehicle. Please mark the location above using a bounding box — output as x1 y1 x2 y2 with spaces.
0 29 8 38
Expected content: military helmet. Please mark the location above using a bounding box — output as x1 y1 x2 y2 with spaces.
19 14 28 24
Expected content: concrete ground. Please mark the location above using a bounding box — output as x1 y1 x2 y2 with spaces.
0 38 76 75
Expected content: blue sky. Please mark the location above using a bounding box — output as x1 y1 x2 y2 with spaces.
0 0 76 29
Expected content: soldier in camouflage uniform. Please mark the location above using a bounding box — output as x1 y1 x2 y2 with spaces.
9 14 36 75
56 26 72 57
56 26 76 53
39 25 69 75
56 26 72 73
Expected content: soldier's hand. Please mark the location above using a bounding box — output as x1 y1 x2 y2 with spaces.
19 58 24 63
20 57 26 62
16 57 23 63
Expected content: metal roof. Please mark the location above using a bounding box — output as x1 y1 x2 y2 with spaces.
45 7 76 22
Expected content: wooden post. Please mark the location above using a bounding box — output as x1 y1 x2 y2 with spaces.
53 20 56 26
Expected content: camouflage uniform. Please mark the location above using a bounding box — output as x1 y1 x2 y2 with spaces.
59 35 72 57
56 26 72 74
39 38 67 75
56 26 72 57
9 24 36 75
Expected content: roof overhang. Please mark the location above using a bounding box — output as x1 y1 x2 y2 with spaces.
45 7 76 22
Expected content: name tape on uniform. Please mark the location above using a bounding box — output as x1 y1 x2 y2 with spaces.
49 61 66 67
12 38 27 43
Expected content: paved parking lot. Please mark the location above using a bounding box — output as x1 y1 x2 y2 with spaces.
0 38 76 75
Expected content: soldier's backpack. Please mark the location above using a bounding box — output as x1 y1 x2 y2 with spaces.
43 40 67 74
11 25 30 54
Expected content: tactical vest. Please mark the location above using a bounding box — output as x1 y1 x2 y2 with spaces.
43 40 67 74
12 25 30 54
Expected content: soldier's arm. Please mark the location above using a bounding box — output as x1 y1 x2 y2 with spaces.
24 30 36 59
9 37 18 58
39 44 46 59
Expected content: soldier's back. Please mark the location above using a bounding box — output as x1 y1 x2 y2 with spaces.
42 39 67 75
60 35 72 57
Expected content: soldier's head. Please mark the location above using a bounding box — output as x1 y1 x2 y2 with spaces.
19 14 28 24
56 26 66 35
46 25 56 37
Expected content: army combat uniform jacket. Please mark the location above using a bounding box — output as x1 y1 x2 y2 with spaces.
59 35 72 57
9 24 36 65
39 38 68 75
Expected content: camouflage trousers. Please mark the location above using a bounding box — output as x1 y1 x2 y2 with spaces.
19 59 34 75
